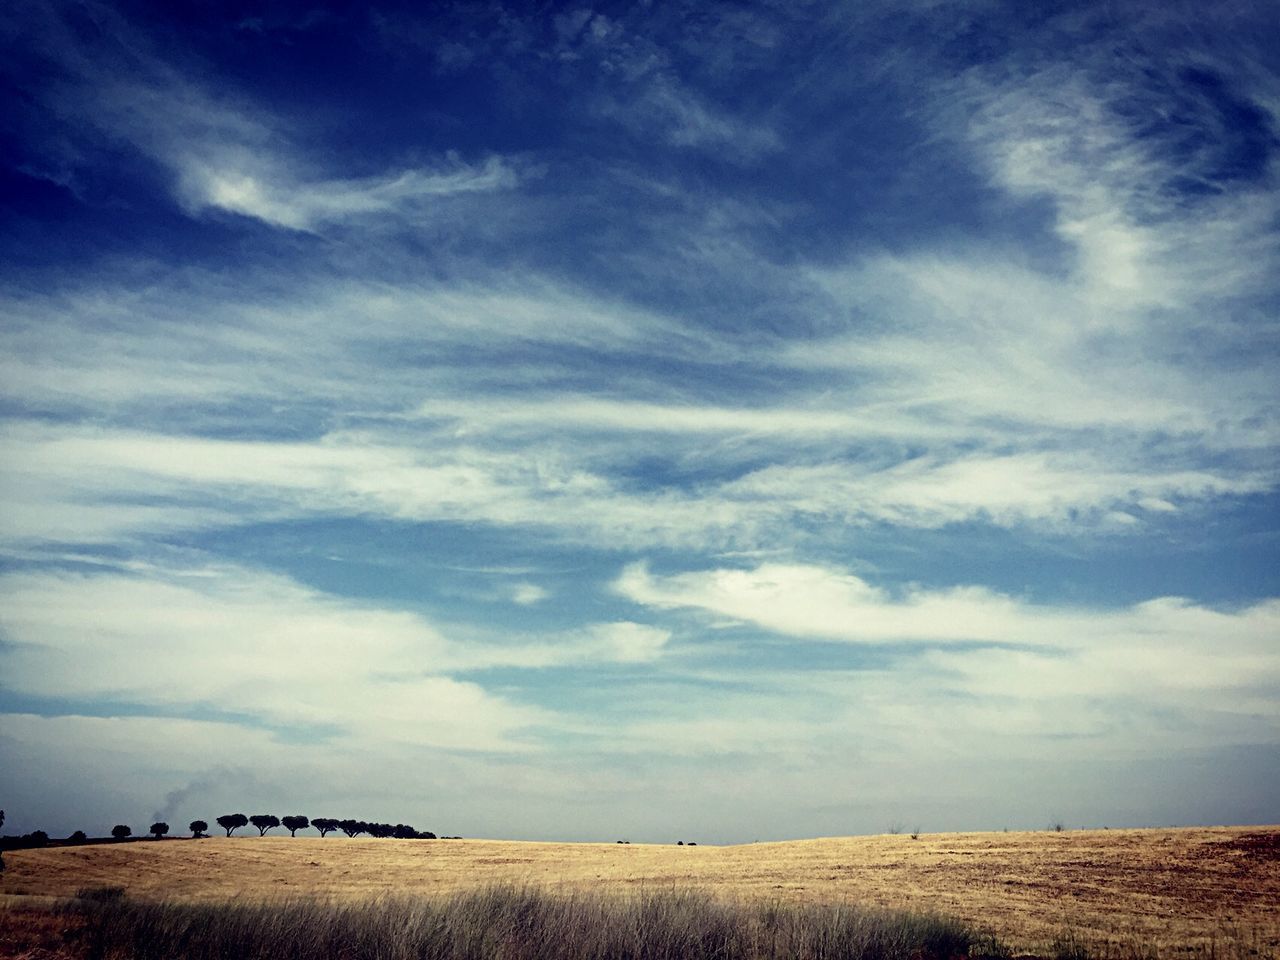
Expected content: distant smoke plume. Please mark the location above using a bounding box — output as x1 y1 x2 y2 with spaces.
151 768 248 824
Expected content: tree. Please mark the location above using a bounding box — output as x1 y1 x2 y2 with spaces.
281 815 310 837
112 824 132 839
150 822 169 839
69 830 88 843
312 818 338 837
338 819 366 838
249 814 280 836
217 813 248 837
190 820 208 838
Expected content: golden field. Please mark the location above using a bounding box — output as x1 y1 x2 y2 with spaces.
2 826 1277 956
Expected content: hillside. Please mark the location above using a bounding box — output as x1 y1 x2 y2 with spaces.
3 826 1277 954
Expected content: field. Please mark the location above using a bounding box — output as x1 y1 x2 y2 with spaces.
2 826 1277 958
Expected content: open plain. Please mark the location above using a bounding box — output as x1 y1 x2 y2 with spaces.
2 826 1277 957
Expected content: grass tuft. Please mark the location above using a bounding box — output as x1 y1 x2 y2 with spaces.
68 884 980 960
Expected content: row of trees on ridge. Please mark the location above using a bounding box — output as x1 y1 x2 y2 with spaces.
179 815 437 840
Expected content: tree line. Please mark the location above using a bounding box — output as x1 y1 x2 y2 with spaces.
1 809 443 856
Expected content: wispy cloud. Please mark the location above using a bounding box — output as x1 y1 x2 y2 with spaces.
8 1 518 231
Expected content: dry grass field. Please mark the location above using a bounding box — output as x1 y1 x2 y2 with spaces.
2 826 1277 957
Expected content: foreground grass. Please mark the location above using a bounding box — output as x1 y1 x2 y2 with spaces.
68 884 981 960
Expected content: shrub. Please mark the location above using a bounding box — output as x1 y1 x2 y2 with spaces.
75 885 127 903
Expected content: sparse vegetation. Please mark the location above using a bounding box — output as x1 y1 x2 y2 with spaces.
66 884 979 960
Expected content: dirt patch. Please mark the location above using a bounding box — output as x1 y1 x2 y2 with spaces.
1215 831 1280 861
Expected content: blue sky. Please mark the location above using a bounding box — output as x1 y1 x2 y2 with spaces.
1 0 1277 843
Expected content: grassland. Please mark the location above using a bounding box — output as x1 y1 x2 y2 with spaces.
2 826 1277 958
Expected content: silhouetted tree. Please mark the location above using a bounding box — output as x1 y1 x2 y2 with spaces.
217 813 248 837
69 830 88 843
367 822 394 838
26 830 49 847
312 818 338 837
338 819 366 838
249 814 280 836
190 820 208 838
281 815 310 837
112 824 132 839
392 824 417 839
150 822 169 839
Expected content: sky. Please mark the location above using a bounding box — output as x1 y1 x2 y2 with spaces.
0 0 1277 844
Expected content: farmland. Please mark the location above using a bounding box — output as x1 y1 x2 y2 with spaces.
2 825 1277 957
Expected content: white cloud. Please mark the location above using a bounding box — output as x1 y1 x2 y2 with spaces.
512 582 550 605
0 564 550 751
177 155 518 231
615 560 1280 661
18 4 517 232
613 560 1280 762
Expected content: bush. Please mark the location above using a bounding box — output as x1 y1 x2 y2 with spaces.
75 885 127 903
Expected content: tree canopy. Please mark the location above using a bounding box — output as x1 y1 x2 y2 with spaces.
249 814 281 836
216 813 248 837
281 815 310 837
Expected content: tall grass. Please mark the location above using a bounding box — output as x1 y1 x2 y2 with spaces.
69 884 981 960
